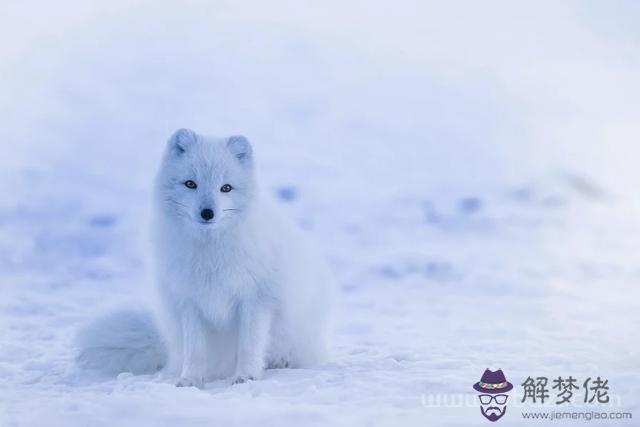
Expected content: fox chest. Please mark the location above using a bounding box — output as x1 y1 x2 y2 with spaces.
172 255 264 320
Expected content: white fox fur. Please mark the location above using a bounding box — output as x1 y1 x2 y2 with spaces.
77 129 333 387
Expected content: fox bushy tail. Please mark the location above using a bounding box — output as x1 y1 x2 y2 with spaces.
76 309 168 376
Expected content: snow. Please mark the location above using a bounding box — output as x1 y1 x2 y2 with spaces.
1 1 639 426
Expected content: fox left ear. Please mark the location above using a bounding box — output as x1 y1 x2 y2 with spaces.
227 135 253 166
168 128 198 155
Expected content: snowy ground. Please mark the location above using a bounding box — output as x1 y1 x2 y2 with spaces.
1 1 639 426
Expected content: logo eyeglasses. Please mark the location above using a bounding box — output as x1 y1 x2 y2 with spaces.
478 394 509 405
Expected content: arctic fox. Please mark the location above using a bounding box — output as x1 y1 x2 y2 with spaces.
77 129 333 387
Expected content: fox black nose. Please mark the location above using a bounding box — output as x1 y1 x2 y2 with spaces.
200 208 214 221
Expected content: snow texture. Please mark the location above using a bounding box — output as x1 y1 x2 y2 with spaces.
0 1 639 426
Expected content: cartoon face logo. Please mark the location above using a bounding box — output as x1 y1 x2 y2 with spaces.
473 369 513 422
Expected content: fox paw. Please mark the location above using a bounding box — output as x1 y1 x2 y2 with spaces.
176 376 204 389
231 374 255 385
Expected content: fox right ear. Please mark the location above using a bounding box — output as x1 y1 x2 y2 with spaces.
226 135 253 166
168 128 197 155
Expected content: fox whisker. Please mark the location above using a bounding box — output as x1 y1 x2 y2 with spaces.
166 199 189 209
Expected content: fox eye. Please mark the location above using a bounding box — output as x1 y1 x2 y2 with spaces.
184 180 197 189
220 184 233 193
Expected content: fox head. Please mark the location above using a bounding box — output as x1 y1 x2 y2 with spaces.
155 128 256 231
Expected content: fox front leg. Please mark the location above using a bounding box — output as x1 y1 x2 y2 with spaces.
176 308 208 388
232 301 272 384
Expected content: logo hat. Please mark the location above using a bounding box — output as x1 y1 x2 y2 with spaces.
473 368 513 394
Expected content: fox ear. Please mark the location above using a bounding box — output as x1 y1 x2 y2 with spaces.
227 135 253 165
168 128 197 155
